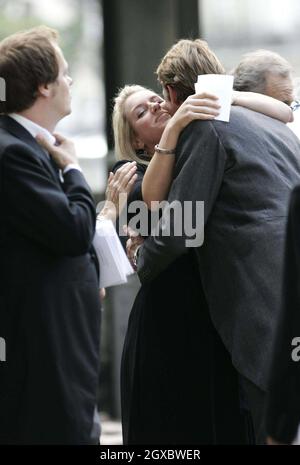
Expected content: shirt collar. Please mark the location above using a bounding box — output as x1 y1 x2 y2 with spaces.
8 113 56 146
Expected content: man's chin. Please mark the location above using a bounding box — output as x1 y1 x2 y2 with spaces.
64 106 72 117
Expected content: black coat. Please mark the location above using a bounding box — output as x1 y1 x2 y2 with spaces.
138 107 300 391
114 160 252 445
266 185 300 443
0 116 101 444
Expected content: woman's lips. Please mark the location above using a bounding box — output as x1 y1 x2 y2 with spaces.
156 111 170 122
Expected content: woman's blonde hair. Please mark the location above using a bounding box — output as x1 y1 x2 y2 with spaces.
112 84 153 165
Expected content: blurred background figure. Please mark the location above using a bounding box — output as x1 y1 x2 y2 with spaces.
232 49 300 138
232 49 294 105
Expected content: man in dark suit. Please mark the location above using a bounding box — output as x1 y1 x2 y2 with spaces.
265 185 300 445
127 39 300 443
0 26 101 444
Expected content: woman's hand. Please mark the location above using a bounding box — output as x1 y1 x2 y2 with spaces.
124 225 144 269
98 162 137 222
167 92 220 133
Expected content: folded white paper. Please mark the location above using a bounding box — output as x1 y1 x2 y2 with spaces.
93 218 134 288
194 74 234 122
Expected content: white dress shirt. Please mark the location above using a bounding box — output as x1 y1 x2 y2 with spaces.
8 113 82 175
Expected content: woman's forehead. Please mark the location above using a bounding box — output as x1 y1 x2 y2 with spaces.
126 89 160 109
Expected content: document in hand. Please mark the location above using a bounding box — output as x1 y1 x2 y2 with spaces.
93 218 134 288
194 74 234 122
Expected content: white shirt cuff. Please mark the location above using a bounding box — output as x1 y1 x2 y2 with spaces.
63 163 82 175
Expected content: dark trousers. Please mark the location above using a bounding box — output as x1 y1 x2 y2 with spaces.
239 375 266 445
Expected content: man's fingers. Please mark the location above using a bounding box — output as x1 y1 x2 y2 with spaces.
37 132 77 170
36 134 53 152
53 132 67 144
36 133 62 158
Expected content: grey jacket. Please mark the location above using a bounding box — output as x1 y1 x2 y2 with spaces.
137 106 300 390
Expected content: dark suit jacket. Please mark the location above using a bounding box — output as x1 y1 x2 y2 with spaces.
265 185 300 443
0 116 101 444
137 107 300 391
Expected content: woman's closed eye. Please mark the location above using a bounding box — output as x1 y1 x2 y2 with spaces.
136 98 163 118
137 108 146 118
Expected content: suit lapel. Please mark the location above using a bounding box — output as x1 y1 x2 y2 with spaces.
0 115 61 184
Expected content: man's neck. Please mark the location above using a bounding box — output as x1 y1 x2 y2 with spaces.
18 106 57 133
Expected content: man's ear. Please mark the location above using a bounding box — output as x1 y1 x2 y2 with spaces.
166 85 179 105
37 83 52 98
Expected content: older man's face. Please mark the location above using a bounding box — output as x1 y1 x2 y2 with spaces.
265 72 294 105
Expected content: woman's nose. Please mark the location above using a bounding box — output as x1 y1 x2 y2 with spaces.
149 101 161 112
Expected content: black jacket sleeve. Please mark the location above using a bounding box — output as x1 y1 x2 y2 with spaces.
2 143 96 256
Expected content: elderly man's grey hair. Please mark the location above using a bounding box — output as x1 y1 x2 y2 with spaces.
232 49 293 94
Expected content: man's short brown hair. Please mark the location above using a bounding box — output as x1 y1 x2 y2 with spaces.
156 38 225 103
0 25 59 114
